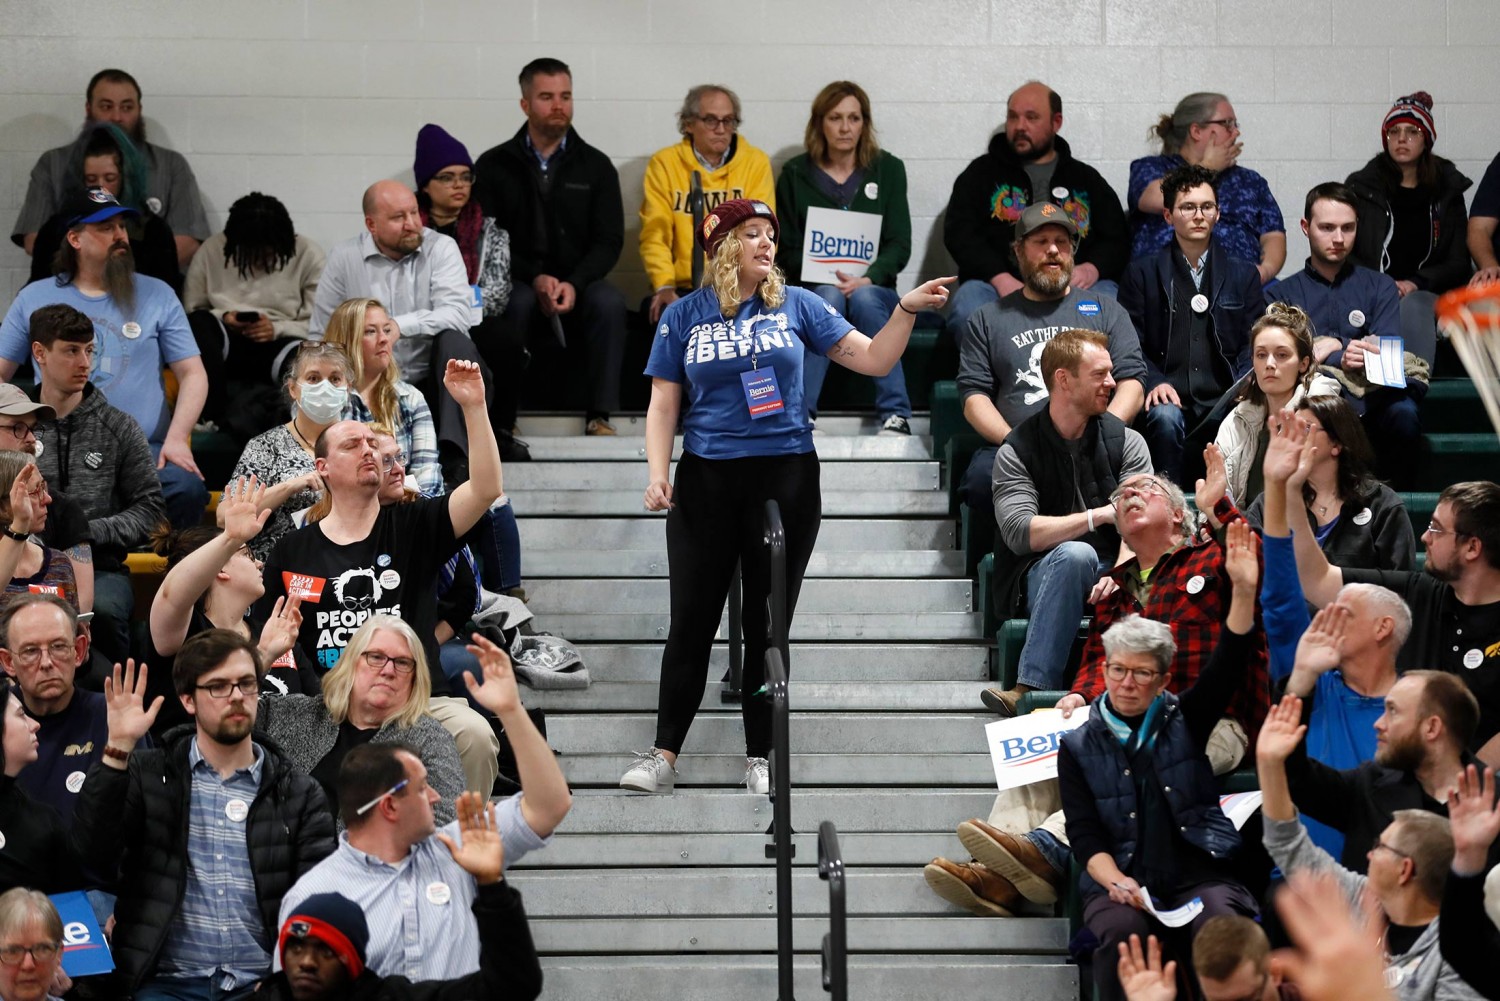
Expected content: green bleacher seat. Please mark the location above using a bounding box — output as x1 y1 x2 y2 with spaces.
930 380 963 460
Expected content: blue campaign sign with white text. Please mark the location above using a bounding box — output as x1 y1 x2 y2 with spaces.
49 891 115 977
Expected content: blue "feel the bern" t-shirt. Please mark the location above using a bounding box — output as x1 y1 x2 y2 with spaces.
646 285 852 459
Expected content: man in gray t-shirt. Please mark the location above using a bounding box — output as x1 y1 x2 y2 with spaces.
955 203 1147 511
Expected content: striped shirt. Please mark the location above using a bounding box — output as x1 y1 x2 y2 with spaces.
155 740 269 989
276 793 548 980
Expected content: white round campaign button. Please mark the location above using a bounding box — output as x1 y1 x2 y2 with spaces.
122 321 142 339
1348 309 1365 329
379 569 401 590
66 770 86 794
1464 648 1484 670
1190 294 1209 314
1052 186 1070 201
1352 508 1372 526
0 831 6 850
146 197 163 215
426 881 452 906
225 798 250 823
1186 575 1206 595
864 182 879 200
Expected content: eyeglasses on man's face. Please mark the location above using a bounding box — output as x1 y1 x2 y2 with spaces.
196 677 260 699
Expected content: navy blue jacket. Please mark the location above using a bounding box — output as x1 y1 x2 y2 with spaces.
1266 260 1400 370
1119 239 1260 393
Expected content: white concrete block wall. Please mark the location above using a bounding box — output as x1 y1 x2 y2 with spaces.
3 0 1499 313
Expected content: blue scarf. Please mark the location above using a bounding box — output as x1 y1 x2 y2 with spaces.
1099 692 1166 757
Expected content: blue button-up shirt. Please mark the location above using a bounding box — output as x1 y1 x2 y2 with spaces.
156 739 269 990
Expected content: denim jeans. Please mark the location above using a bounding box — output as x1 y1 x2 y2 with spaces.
1141 401 1186 486
801 284 911 420
1017 541 1107 690
152 443 209 532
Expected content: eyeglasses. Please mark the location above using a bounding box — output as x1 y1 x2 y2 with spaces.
361 650 416 675
694 114 740 131
1200 117 1238 131
1109 478 1170 507
1175 201 1218 217
354 777 409 816
0 423 36 441
11 640 76 667
1371 839 1414 864
1104 663 1162 685
379 452 407 471
1424 521 1468 538
0 942 60 966
196 677 260 699
430 171 475 186
1385 126 1424 142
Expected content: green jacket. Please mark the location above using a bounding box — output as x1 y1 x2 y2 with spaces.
774 150 911 288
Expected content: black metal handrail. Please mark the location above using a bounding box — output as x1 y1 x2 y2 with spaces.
723 567 743 701
817 822 847 1001
763 499 795 999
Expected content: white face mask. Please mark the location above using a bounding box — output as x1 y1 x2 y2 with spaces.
296 380 348 424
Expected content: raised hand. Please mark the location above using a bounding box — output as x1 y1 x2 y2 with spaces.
1223 519 1260 593
1195 443 1228 515
104 659 163 750
1447 765 1500 876
1293 604 1348 680
1276 870 1395 1001
1117 934 1177 1001
257 594 303 664
1262 409 1309 487
442 359 487 410
6 462 43 535
1256 694 1308 765
898 276 957 314
436 790 505 885
220 475 272 543
462 632 522 717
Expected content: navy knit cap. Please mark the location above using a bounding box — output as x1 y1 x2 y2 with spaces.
278 893 369 979
413 124 473 191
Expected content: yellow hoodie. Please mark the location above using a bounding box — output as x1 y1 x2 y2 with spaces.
639 135 774 291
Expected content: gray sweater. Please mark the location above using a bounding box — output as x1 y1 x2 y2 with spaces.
256 694 465 827
1263 814 1483 1001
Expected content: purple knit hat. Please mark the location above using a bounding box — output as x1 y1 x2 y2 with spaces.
413 124 473 190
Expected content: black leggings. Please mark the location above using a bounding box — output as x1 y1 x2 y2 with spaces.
654 450 821 758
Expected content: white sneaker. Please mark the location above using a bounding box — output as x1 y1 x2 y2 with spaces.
745 757 770 794
620 749 676 793
878 414 912 436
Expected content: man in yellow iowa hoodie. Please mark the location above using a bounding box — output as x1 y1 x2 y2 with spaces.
640 84 774 322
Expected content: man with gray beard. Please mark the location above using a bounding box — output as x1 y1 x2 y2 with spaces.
955 202 1147 513
0 188 209 534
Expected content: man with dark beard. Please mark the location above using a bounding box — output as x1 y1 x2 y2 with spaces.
72 630 336 999
0 188 210 534
11 68 209 269
944 81 1129 341
955 202 1147 512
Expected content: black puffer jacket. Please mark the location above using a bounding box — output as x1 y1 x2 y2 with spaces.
71 725 336 993
1346 155 1473 294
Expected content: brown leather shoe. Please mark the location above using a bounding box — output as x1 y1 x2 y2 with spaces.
980 686 1027 717
957 819 1062 904
922 857 1021 917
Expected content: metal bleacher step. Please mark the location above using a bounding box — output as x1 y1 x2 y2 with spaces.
528 915 1063 954
520 517 955 550
554 752 995 789
536 954 1075 1001
507 488 950 516
525 577 972 615
519 435 933 461
547 715 993 756
515 831 979 868
568 643 989 682
537 610 983 642
505 459 941 491
528 547 967 577
529 681 985 713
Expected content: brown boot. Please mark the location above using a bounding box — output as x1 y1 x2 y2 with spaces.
980 684 1033 717
922 857 1022 917
957 819 1063 904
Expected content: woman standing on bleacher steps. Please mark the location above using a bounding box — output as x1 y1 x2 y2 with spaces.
619 198 952 795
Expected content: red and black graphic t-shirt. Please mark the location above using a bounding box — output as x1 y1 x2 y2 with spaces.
256 497 458 695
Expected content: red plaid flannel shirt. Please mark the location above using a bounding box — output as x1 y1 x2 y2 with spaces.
1069 498 1270 741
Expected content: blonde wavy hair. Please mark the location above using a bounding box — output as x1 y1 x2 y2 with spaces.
322 298 402 430
321 613 432 730
707 225 786 318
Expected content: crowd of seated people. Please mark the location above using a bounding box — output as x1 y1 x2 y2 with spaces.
0 56 1498 1000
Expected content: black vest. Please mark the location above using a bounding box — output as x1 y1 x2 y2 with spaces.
992 409 1127 618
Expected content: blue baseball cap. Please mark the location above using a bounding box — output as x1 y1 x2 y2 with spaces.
64 187 140 228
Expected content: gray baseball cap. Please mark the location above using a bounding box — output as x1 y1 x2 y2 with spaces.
0 385 55 421
1014 201 1080 241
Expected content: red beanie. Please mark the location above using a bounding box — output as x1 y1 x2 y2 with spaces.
1383 92 1435 149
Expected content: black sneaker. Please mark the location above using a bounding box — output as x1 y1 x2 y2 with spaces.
498 429 532 462
879 414 912 436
